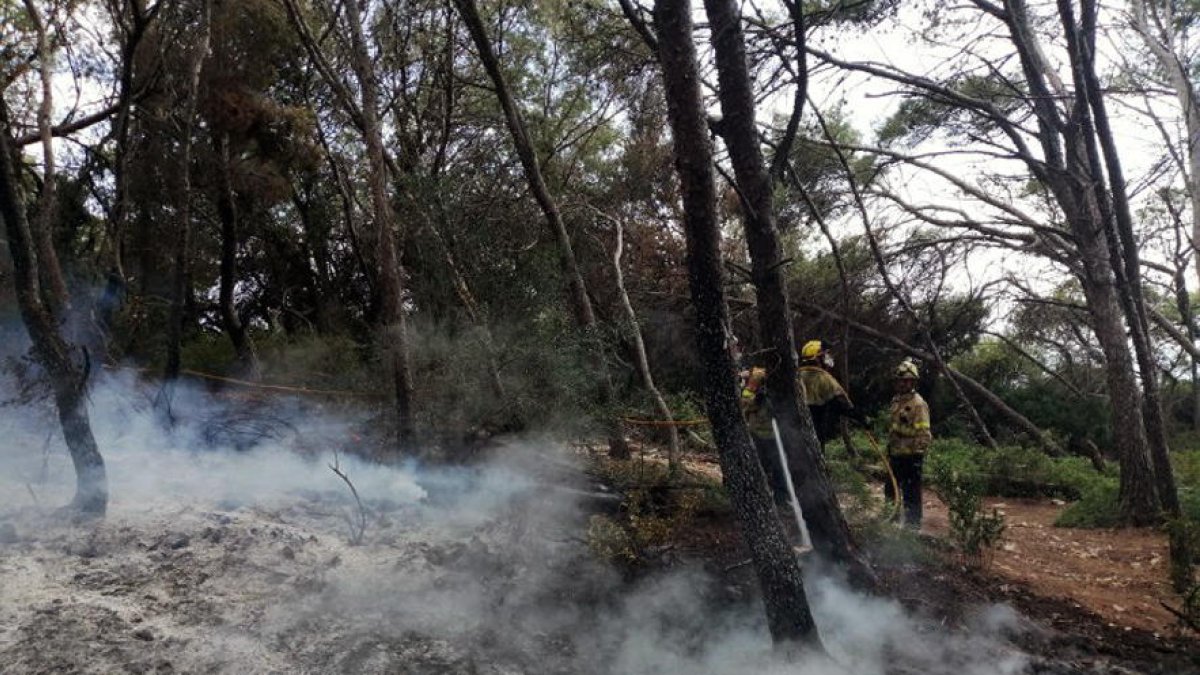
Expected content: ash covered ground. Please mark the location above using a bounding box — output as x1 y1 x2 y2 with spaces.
0 374 1092 674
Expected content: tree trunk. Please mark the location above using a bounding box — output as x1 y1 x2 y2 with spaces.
164 0 211 383
1064 0 1179 516
654 0 821 647
454 0 629 458
1001 0 1162 525
213 131 259 376
344 0 416 448
1 100 107 515
23 0 70 315
609 213 681 473
1075 234 1161 523
703 0 872 585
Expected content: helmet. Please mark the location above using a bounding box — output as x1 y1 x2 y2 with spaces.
895 359 920 379
801 340 823 360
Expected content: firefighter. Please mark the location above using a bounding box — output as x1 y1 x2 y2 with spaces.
886 358 932 528
797 340 864 447
738 363 790 504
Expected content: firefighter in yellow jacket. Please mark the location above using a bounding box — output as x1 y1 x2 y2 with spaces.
886 358 932 528
738 363 789 504
797 340 865 447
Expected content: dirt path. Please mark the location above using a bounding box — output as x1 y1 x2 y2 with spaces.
921 494 1181 636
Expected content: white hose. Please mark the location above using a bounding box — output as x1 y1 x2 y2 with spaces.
771 417 811 550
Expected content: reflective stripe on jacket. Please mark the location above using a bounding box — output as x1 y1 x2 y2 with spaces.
888 391 932 456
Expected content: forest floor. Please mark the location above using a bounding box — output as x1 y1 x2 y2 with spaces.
667 448 1199 674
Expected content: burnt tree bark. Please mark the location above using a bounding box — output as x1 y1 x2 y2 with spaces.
703 0 873 584
654 0 821 647
454 0 628 458
344 0 416 448
1 100 107 515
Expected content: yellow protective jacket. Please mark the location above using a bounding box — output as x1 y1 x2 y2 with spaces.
798 365 854 444
739 367 774 438
888 391 932 456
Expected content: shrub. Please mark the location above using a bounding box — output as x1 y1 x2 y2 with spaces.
927 459 1006 568
1055 482 1122 528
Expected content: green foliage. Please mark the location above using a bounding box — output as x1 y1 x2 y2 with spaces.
924 439 1110 501
822 431 889 525
927 459 1006 567
1054 483 1122 528
1167 517 1200 594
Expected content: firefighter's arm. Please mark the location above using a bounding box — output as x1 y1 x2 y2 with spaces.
912 400 933 450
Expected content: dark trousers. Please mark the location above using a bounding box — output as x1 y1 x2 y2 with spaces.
884 454 925 527
753 436 790 505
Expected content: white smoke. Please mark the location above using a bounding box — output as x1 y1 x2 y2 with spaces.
0 370 1035 674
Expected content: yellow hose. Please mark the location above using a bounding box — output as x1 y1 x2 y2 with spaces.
864 430 901 521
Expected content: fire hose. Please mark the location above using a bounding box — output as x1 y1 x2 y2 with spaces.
863 429 901 521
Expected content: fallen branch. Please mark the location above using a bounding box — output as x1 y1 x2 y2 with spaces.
329 448 367 545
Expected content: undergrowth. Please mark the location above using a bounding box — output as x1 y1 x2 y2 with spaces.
585 455 727 571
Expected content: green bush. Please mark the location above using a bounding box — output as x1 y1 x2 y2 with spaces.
927 459 1006 567
924 440 1111 502
1174 450 1200 488
1055 483 1122 528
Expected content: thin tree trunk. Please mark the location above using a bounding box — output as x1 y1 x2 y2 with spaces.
164 0 211 382
654 0 821 647
703 0 873 585
23 0 70 314
104 0 158 278
343 0 416 448
213 131 259 376
607 211 681 473
453 0 628 458
427 207 507 401
1 99 107 515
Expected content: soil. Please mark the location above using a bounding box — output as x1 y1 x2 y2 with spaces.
922 495 1179 636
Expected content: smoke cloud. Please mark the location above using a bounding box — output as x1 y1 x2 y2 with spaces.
0 370 1033 674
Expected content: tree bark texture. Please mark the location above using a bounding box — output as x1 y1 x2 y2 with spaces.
454 0 628 458
344 0 416 448
0 100 107 515
653 0 821 647
703 0 870 581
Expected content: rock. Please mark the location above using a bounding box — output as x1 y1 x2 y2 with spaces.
281 546 295 560
133 628 156 641
163 533 190 550
0 522 18 544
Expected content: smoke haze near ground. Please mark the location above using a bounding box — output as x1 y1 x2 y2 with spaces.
0 371 1035 674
